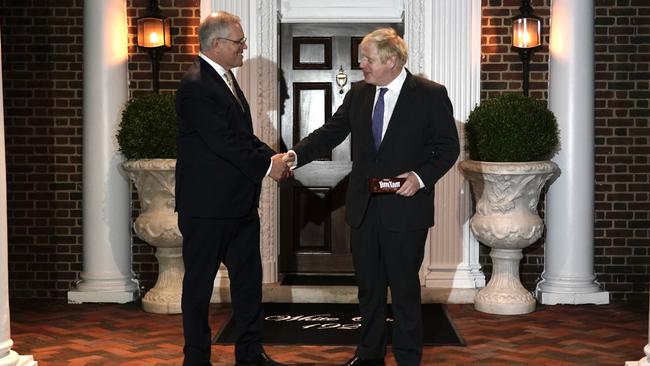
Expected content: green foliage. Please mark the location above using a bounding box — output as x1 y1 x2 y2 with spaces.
465 93 560 162
117 93 177 160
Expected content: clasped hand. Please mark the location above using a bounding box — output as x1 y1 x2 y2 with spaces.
269 153 294 181
395 172 421 197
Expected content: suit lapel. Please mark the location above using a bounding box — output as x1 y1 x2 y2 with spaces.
361 84 377 152
225 70 252 133
228 71 251 114
198 58 253 134
199 57 228 94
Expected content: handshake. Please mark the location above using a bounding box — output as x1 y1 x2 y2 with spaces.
268 151 296 182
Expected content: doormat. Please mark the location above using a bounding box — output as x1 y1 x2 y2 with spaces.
213 303 465 346
280 274 356 286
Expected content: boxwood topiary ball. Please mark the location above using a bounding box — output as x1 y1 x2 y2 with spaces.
117 93 177 160
464 93 560 162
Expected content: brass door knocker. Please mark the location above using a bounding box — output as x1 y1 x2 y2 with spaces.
335 65 348 94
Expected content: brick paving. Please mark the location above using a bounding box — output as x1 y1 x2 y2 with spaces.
8 299 647 365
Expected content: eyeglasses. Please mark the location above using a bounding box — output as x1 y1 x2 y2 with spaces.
217 36 247 47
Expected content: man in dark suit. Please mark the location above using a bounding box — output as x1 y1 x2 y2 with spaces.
175 11 288 366
285 28 460 366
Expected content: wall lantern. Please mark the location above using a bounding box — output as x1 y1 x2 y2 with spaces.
136 0 171 93
512 0 542 96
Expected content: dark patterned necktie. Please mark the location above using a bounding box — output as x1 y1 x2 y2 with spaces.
372 87 388 150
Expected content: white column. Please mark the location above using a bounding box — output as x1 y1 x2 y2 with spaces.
535 0 608 305
0 30 36 366
405 0 484 301
248 0 280 284
68 0 139 304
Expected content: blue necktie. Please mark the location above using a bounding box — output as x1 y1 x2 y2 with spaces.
372 88 388 150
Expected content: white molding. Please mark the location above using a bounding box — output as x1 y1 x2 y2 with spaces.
202 0 246 20
279 0 403 23
251 0 280 284
407 0 484 291
404 0 425 75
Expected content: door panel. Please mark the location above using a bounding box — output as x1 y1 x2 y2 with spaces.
292 82 332 160
279 23 400 275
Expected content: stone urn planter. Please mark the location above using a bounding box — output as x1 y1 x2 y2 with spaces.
460 160 558 315
122 159 182 314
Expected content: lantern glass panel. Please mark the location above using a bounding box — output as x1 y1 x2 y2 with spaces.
137 17 165 48
512 17 541 48
163 18 171 48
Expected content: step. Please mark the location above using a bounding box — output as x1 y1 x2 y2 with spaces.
211 283 476 304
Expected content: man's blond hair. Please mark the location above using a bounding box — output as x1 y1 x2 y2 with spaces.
360 28 408 65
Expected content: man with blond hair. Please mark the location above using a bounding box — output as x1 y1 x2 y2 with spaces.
175 11 287 366
285 28 459 366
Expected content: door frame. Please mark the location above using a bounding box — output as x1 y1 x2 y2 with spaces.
201 1 484 296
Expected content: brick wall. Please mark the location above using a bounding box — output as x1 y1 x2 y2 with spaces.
481 0 551 100
1 1 648 302
593 0 650 302
1 0 84 298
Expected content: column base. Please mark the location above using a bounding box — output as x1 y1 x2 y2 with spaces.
68 288 139 304
262 259 278 284
535 289 609 305
0 351 36 366
535 274 610 305
17 355 36 366
626 358 650 366
0 350 18 366
626 345 650 366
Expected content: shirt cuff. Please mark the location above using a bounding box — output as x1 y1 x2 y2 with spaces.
265 160 272 177
412 171 425 189
287 150 298 170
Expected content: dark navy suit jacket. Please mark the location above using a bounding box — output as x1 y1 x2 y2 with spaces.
293 70 460 230
175 57 274 218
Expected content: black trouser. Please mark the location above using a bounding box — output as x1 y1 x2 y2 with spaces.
179 214 264 366
351 199 428 366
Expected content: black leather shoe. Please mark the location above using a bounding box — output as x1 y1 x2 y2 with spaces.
235 351 284 366
341 356 385 366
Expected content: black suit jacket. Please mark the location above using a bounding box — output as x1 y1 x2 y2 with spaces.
293 71 460 231
175 57 275 218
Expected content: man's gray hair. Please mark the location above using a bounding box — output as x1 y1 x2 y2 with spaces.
198 11 241 52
